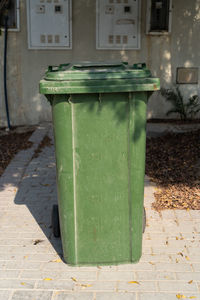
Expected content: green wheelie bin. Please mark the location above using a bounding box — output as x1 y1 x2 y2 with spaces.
40 62 160 266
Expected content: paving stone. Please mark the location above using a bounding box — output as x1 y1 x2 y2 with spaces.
167 238 199 248
174 210 192 220
152 246 188 255
0 262 6 269
21 270 97 281
161 210 176 219
98 271 134 281
140 254 171 263
0 238 43 246
118 280 156 292
144 221 165 233
189 210 200 219
0 279 35 289
11 290 52 300
118 263 155 271
158 280 198 292
192 264 200 272
94 265 117 271
138 292 200 300
180 232 200 240
147 232 178 241
187 247 200 256
41 262 86 272
145 209 162 220
0 270 20 278
136 271 176 280
0 290 11 300
36 279 74 290
175 271 200 280
95 292 136 300
155 263 192 272
74 281 116 292
54 292 94 300
5 261 42 270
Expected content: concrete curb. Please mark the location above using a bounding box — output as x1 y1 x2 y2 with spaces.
147 122 200 137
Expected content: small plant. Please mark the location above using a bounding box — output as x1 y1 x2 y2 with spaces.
160 85 200 121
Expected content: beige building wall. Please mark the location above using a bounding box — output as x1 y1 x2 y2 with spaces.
0 0 199 126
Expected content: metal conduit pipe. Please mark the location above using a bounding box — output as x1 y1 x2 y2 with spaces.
4 14 11 130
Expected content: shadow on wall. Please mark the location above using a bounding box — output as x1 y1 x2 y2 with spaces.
1 0 200 125
145 1 200 119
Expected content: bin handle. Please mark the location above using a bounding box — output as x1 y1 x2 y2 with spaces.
132 63 146 69
72 62 124 69
48 64 70 72
48 66 59 72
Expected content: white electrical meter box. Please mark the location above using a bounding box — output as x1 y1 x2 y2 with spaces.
26 0 72 49
96 0 140 50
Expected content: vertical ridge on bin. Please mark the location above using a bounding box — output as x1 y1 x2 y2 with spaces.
127 92 133 262
71 98 78 264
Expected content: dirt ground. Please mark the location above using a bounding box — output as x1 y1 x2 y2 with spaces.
0 128 34 177
146 130 200 211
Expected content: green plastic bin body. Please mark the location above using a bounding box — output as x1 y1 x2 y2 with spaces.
40 62 160 266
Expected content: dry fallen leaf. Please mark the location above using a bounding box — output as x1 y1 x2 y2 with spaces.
149 262 155 265
188 280 193 284
21 282 26 286
80 284 92 288
176 294 186 299
185 256 190 261
43 278 52 281
189 297 196 299
71 277 78 282
33 239 43 245
128 281 140 285
52 259 62 263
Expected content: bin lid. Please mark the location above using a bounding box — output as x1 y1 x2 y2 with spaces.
44 62 152 81
40 62 160 94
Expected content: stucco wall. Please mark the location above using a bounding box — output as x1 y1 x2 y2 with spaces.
0 0 200 126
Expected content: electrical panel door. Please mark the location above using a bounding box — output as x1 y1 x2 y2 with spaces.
26 0 72 49
96 0 140 50
0 0 20 31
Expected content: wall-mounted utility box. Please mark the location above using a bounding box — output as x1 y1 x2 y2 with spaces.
0 0 20 31
96 0 140 50
177 68 199 84
26 0 72 49
146 0 172 35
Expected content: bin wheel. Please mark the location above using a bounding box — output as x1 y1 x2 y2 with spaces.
52 204 60 238
142 206 146 233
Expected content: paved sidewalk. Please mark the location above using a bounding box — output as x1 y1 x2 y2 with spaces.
0 124 200 300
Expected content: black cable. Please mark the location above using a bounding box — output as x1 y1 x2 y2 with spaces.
4 14 11 130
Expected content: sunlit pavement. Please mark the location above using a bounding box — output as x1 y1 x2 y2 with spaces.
0 124 199 300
